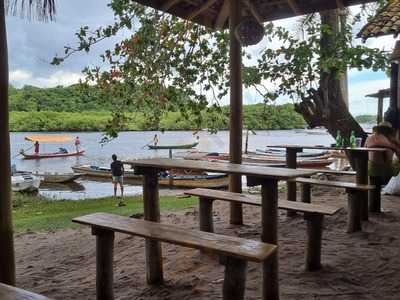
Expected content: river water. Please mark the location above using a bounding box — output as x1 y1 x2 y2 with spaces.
11 129 338 199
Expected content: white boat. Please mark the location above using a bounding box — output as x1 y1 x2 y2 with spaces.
11 172 41 192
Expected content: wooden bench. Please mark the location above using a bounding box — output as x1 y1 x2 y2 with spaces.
290 177 375 233
73 213 276 300
0 283 49 300
184 188 341 271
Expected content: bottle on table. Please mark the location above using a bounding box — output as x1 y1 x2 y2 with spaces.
335 130 343 148
350 131 357 148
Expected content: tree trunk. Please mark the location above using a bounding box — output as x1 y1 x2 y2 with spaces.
0 0 16 285
295 9 367 143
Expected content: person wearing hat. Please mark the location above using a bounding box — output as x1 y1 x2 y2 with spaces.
365 121 400 184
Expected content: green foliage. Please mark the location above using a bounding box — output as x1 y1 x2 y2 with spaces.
9 104 305 132
355 114 377 124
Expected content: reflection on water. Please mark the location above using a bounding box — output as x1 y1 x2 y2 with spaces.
11 130 336 200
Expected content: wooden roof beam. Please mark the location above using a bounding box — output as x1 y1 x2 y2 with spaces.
214 0 230 30
287 0 302 15
336 0 345 10
244 0 264 24
187 0 219 20
162 0 182 11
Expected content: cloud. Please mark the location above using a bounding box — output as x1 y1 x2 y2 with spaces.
9 69 83 88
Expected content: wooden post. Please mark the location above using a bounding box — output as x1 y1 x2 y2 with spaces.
223 256 248 300
0 1 15 286
347 189 362 233
92 227 115 300
142 168 163 284
301 183 311 204
368 176 381 213
199 197 214 232
351 150 369 221
377 95 383 124
261 179 279 300
286 148 299 217
228 0 243 226
304 213 323 271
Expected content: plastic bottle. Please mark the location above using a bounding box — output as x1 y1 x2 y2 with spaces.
350 131 356 148
335 130 342 148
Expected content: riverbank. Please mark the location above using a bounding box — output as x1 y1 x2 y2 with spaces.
9 103 305 132
13 183 400 299
12 193 197 233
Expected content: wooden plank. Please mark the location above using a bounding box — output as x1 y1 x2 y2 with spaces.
125 158 316 180
214 0 229 29
297 168 356 176
287 0 301 15
291 177 374 191
184 188 342 215
0 283 49 300
162 0 181 11
73 213 276 263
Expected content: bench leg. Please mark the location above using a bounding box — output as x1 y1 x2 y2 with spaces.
347 190 362 233
199 197 214 233
304 213 323 271
301 183 311 204
92 227 115 300
369 176 382 213
223 256 247 300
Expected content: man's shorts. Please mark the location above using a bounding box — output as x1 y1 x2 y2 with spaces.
112 176 124 184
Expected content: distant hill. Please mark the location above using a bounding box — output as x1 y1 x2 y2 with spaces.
355 115 377 124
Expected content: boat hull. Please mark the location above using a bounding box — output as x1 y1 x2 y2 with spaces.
39 173 84 183
72 165 228 188
11 173 41 192
148 142 199 150
21 150 85 160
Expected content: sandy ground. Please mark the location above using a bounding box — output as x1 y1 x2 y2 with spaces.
14 178 400 299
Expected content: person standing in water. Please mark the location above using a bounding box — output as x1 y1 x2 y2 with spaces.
111 154 125 206
34 141 40 154
153 134 159 146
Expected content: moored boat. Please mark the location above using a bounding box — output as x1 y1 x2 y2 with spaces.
11 172 41 192
21 150 85 160
72 164 228 188
37 172 84 183
148 142 199 150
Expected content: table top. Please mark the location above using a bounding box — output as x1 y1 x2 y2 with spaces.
267 145 387 152
125 158 316 180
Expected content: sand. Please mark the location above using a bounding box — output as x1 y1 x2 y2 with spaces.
14 180 400 299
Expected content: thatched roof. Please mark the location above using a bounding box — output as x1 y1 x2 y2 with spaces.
366 88 391 98
133 0 376 30
358 0 400 41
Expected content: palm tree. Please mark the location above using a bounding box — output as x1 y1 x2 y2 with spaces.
0 0 55 285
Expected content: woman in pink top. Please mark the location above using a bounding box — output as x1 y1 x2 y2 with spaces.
365 122 400 184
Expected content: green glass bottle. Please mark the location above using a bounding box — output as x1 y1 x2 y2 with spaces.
350 131 356 148
335 130 342 148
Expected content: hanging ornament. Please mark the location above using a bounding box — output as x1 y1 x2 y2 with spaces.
235 16 265 46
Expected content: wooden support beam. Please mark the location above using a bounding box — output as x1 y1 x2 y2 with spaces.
243 0 264 24
214 0 229 30
162 0 181 11
0 0 15 286
187 0 218 20
336 0 345 9
287 0 301 15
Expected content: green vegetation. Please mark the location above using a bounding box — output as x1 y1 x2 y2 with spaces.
12 193 197 233
355 115 377 124
9 84 305 131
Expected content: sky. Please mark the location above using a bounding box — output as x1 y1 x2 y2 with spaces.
5 0 397 116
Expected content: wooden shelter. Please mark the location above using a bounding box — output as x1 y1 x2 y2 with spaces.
365 88 390 124
0 0 377 290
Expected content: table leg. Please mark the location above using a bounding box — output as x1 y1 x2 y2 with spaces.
229 174 243 225
143 170 163 284
261 179 279 300
286 148 298 217
369 176 381 213
353 152 369 221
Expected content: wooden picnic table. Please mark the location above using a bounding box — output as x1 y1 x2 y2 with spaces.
125 158 316 300
267 145 387 219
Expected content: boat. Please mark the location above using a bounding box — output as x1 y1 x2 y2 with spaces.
148 142 199 150
37 172 84 183
71 164 228 188
19 135 85 159
11 172 41 192
255 148 330 158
